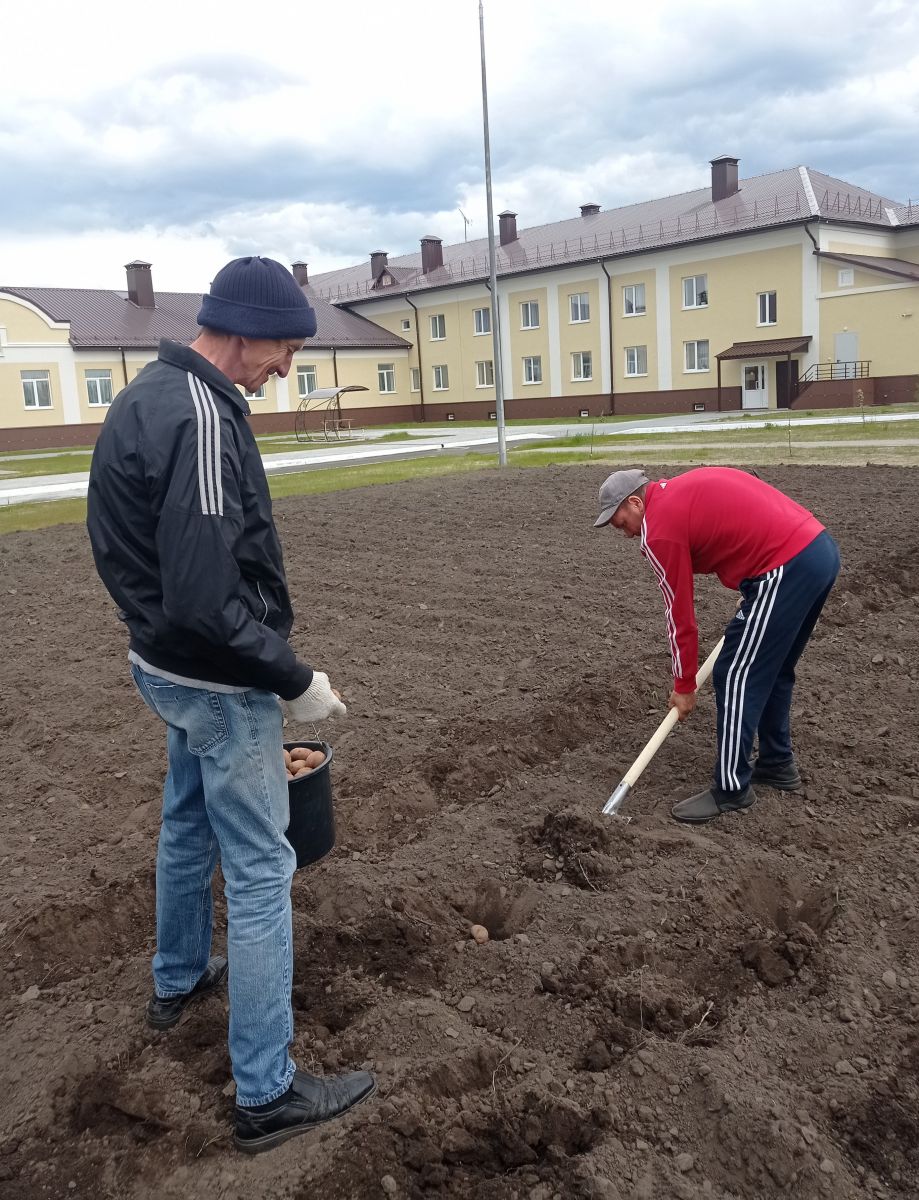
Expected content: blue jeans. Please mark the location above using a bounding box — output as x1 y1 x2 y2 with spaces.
131 665 297 1106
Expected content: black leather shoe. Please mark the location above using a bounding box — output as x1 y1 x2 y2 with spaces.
234 1068 377 1154
752 758 802 791
145 955 229 1031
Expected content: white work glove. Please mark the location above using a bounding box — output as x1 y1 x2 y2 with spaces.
282 671 347 722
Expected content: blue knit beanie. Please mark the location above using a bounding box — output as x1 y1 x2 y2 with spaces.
197 256 317 339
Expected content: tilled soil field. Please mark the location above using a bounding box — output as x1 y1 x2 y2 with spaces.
2 464 919 1200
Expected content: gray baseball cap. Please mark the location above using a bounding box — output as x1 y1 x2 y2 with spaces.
593 469 650 527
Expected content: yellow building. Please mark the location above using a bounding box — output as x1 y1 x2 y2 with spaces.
314 158 918 419
2 157 917 448
0 262 412 450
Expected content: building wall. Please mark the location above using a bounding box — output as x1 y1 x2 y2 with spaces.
817 282 919 375
610 267 658 392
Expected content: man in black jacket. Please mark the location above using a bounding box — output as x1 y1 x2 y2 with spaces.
87 257 374 1154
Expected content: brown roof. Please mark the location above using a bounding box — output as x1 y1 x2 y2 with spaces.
311 165 911 304
716 336 812 360
0 284 411 351
815 251 919 283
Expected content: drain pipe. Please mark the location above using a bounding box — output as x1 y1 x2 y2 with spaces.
119 347 129 387
332 347 338 387
599 260 615 415
405 295 426 422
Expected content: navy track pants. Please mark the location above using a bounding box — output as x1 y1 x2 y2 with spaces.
711 530 840 798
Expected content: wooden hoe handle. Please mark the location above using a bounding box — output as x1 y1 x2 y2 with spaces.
603 636 725 816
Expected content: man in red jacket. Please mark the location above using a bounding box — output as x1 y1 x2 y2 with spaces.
594 467 840 823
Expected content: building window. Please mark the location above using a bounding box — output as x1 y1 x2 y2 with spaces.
837 268 854 287
297 365 318 396
682 274 708 308
569 292 590 322
21 370 52 409
245 384 266 399
757 292 777 326
432 364 449 390
684 340 710 372
410 367 421 392
522 355 542 384
571 351 592 381
623 283 646 315
378 363 396 393
430 313 446 340
401 318 411 331
624 346 648 377
475 360 494 387
520 300 540 329
86 369 114 407
473 307 491 335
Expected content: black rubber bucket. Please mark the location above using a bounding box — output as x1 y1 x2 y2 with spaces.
284 740 335 870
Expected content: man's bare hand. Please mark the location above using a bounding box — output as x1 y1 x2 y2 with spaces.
668 689 697 721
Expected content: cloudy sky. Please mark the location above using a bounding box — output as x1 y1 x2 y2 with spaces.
2 0 917 291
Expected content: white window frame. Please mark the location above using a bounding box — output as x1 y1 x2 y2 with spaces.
837 268 854 288
296 365 318 397
623 283 646 316
86 369 114 407
624 346 648 377
520 300 540 330
410 367 421 392
522 355 542 384
430 313 446 340
571 351 592 381
684 340 710 372
475 360 494 388
21 370 52 409
244 383 266 399
682 274 708 309
569 292 590 323
432 364 449 391
757 291 777 326
378 363 396 393
473 307 491 335
401 318 411 331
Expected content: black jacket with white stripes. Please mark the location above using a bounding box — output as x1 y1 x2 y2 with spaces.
87 339 313 700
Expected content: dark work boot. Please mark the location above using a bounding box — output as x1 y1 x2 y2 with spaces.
234 1069 377 1154
145 955 229 1031
752 758 802 791
671 785 756 825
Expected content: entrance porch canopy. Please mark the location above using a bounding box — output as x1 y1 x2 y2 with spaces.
715 335 811 409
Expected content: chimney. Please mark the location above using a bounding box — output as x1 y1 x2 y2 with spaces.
291 261 309 285
420 236 443 274
710 156 740 203
580 203 601 217
370 250 388 281
125 260 155 308
498 210 518 246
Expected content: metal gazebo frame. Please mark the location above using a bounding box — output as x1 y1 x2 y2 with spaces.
294 385 369 443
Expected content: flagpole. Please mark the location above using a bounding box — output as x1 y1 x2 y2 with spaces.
478 0 507 466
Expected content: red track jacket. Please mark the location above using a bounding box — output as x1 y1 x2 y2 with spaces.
640 468 824 693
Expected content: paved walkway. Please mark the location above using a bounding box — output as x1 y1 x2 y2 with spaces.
2 408 917 507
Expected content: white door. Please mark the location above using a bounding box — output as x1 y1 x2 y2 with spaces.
834 332 859 377
741 362 768 409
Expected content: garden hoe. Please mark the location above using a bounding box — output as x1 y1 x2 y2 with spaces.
602 636 725 817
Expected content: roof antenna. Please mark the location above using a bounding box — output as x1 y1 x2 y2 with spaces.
458 208 471 242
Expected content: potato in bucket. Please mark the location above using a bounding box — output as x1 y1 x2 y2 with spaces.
284 740 335 869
